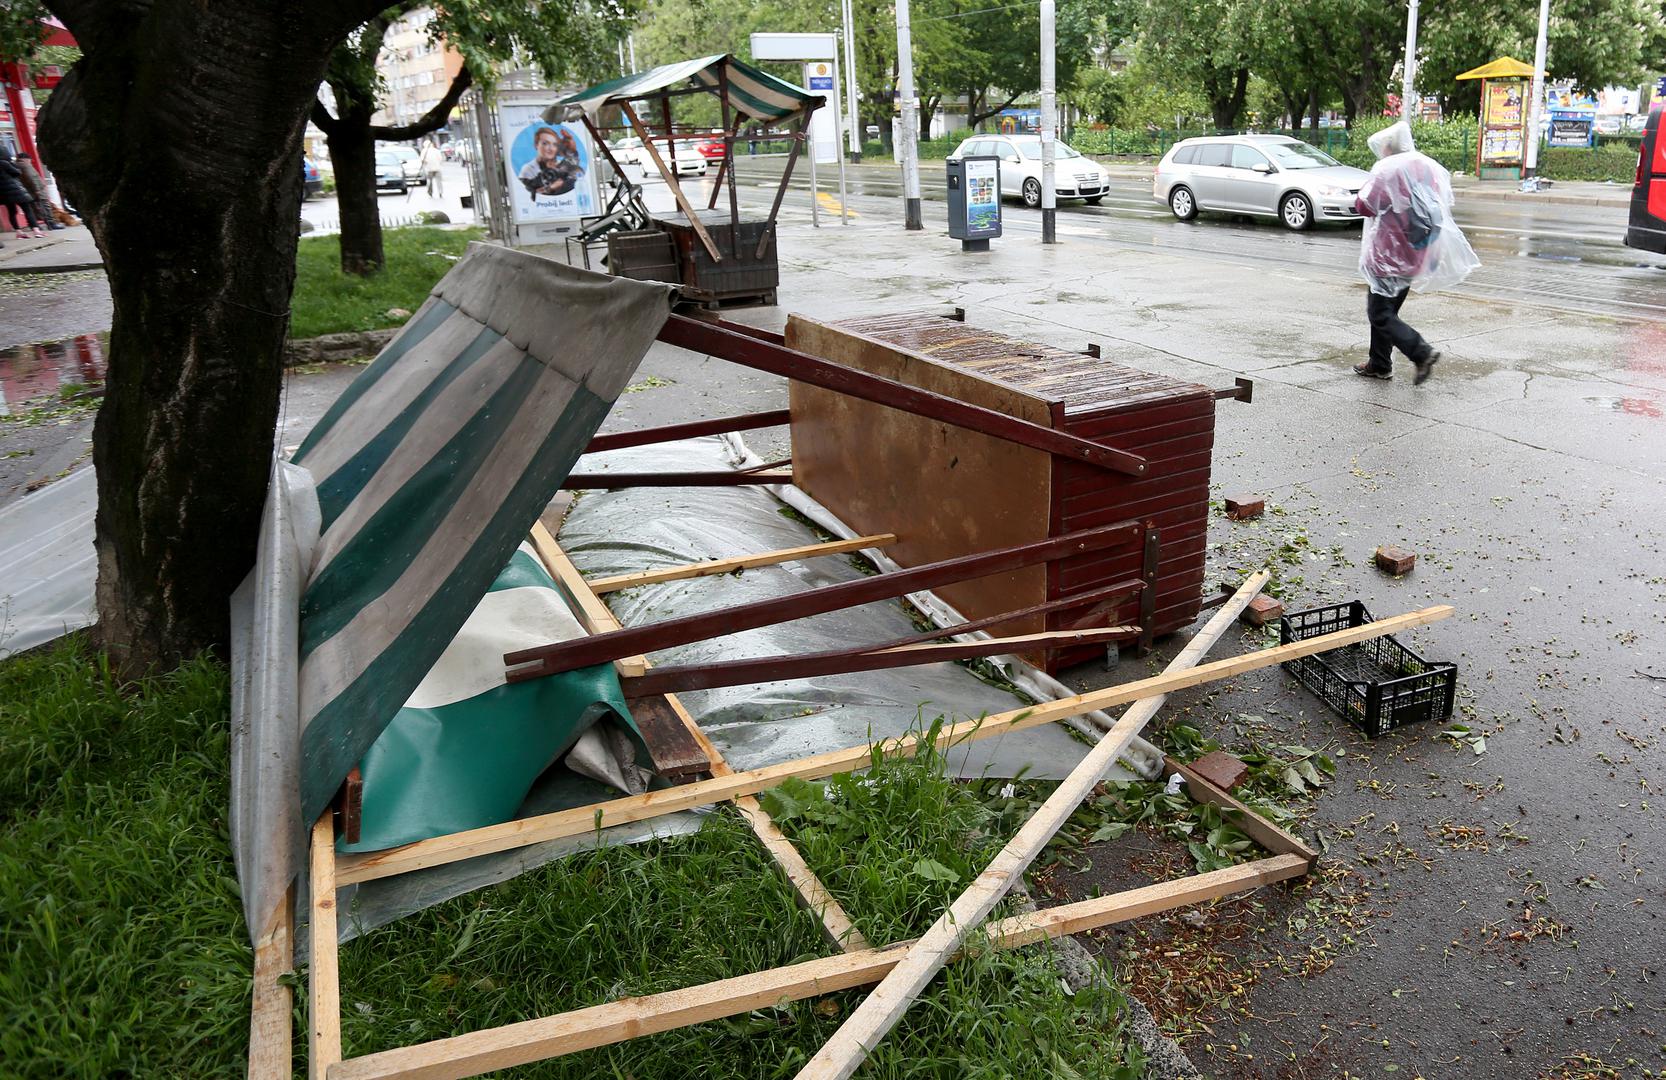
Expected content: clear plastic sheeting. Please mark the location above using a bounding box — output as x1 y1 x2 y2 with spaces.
0 466 95 656
1357 121 1481 297
559 437 1100 782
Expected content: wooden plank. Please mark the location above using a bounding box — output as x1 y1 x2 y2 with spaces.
1163 754 1319 868
560 468 793 489
618 627 1138 698
325 855 1306 1080
619 101 722 263
336 599 1452 886
790 571 1275 1080
626 694 711 780
247 886 295 1080
506 521 1141 681
590 533 898 594
583 410 792 455
527 523 647 678
309 814 342 1080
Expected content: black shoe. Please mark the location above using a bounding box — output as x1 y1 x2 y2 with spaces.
1413 350 1440 385
1353 363 1392 380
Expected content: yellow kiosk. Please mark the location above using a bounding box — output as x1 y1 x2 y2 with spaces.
1457 57 1537 179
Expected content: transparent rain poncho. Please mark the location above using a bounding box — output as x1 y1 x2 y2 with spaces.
1357 122 1480 296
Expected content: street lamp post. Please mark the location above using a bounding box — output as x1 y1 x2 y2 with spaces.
896 0 923 229
1401 0 1419 124
841 0 862 161
1040 0 1057 244
1524 0 1550 178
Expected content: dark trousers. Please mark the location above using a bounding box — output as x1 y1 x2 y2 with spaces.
1366 287 1430 371
4 198 43 231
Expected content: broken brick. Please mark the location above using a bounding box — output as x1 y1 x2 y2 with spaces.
1375 544 1416 576
1240 594 1284 627
1190 750 1249 791
1223 495 1265 520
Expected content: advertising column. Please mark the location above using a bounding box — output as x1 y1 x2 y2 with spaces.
1478 78 1528 179
497 95 601 247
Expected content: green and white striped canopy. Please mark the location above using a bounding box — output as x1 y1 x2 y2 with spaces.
550 54 820 125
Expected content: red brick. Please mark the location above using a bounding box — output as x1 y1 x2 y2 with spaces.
1240 594 1284 627
1223 495 1265 520
1375 544 1416 576
1190 750 1249 791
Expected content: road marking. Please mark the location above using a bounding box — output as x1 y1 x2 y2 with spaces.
815 191 858 217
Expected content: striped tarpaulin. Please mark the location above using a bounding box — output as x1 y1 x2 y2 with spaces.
229 245 676 946
551 53 819 124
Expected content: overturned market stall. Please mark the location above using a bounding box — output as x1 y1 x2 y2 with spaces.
550 54 820 306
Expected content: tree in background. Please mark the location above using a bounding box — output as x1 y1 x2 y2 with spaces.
27 0 387 673
1138 0 1261 129
315 0 634 276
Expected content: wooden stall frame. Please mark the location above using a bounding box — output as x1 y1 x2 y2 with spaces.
278 552 1451 1079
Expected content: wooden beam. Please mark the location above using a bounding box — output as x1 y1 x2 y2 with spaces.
309 814 343 1080
533 531 862 951
590 533 897 594
620 100 722 262
791 571 1274 1080
505 521 1143 681
627 694 712 780
336 599 1452 886
246 886 295 1080
583 410 792 455
324 854 1307 1080
658 315 1149 477
1163 754 1319 868
757 115 808 258
618 626 1138 698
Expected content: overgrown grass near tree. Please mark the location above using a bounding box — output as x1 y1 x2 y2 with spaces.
2 642 1148 1078
289 226 482 340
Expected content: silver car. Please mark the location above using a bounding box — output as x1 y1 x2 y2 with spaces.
1153 135 1370 230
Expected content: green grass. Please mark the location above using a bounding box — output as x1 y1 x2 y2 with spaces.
289 226 482 340
1 645 1148 1078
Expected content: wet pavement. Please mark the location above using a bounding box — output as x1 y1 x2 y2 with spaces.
3 158 1663 1077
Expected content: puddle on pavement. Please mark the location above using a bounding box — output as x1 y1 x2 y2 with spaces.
0 334 106 416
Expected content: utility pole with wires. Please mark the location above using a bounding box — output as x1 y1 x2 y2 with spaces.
1040 0 1057 243
896 0 923 229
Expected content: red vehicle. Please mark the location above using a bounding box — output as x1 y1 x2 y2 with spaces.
1624 103 1665 254
693 136 728 162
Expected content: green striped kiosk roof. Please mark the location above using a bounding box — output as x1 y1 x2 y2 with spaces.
548 53 819 125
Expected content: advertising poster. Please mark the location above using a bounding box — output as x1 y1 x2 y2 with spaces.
1484 82 1523 125
1481 128 1524 164
498 101 599 225
964 157 999 234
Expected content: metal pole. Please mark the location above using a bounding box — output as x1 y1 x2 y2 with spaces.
1401 0 1419 124
832 55 851 223
842 0 862 161
1040 0 1057 244
1524 0 1550 177
629 35 638 72
896 0 923 230
809 120 821 227
617 39 626 77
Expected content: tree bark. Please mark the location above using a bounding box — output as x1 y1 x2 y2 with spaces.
39 0 382 672
1207 67 1250 131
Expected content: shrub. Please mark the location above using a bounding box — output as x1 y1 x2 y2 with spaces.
1539 144 1639 183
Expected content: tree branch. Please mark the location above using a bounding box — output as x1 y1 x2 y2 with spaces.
311 98 341 135
369 63 473 141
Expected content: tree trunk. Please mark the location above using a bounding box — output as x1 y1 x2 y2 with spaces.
324 105 384 275
1308 86 1322 131
38 1 373 672
1208 68 1251 131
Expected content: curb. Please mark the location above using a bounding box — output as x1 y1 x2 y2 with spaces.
0 260 104 276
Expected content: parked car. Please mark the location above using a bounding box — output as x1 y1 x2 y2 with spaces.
946 133 1112 206
374 150 409 194
1154 135 1370 231
1623 104 1665 254
693 137 728 162
302 157 324 199
378 142 422 183
611 135 707 177
1626 112 1650 133
1595 114 1626 135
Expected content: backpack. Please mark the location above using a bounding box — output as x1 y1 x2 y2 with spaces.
1403 182 1441 250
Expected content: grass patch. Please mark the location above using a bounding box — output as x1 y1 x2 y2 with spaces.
289 226 481 340
3 644 1146 1077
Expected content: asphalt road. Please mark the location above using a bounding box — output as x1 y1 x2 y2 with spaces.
729 156 1666 325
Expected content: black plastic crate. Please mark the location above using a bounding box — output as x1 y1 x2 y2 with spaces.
1279 601 1456 738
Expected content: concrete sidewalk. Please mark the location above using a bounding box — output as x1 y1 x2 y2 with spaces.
0 226 103 274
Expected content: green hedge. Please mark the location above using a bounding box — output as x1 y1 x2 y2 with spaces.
1331 114 1480 173
1539 144 1639 183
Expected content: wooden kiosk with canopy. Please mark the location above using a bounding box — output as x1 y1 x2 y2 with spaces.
549 54 821 306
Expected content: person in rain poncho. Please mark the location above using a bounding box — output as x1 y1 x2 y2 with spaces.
1353 122 1479 384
